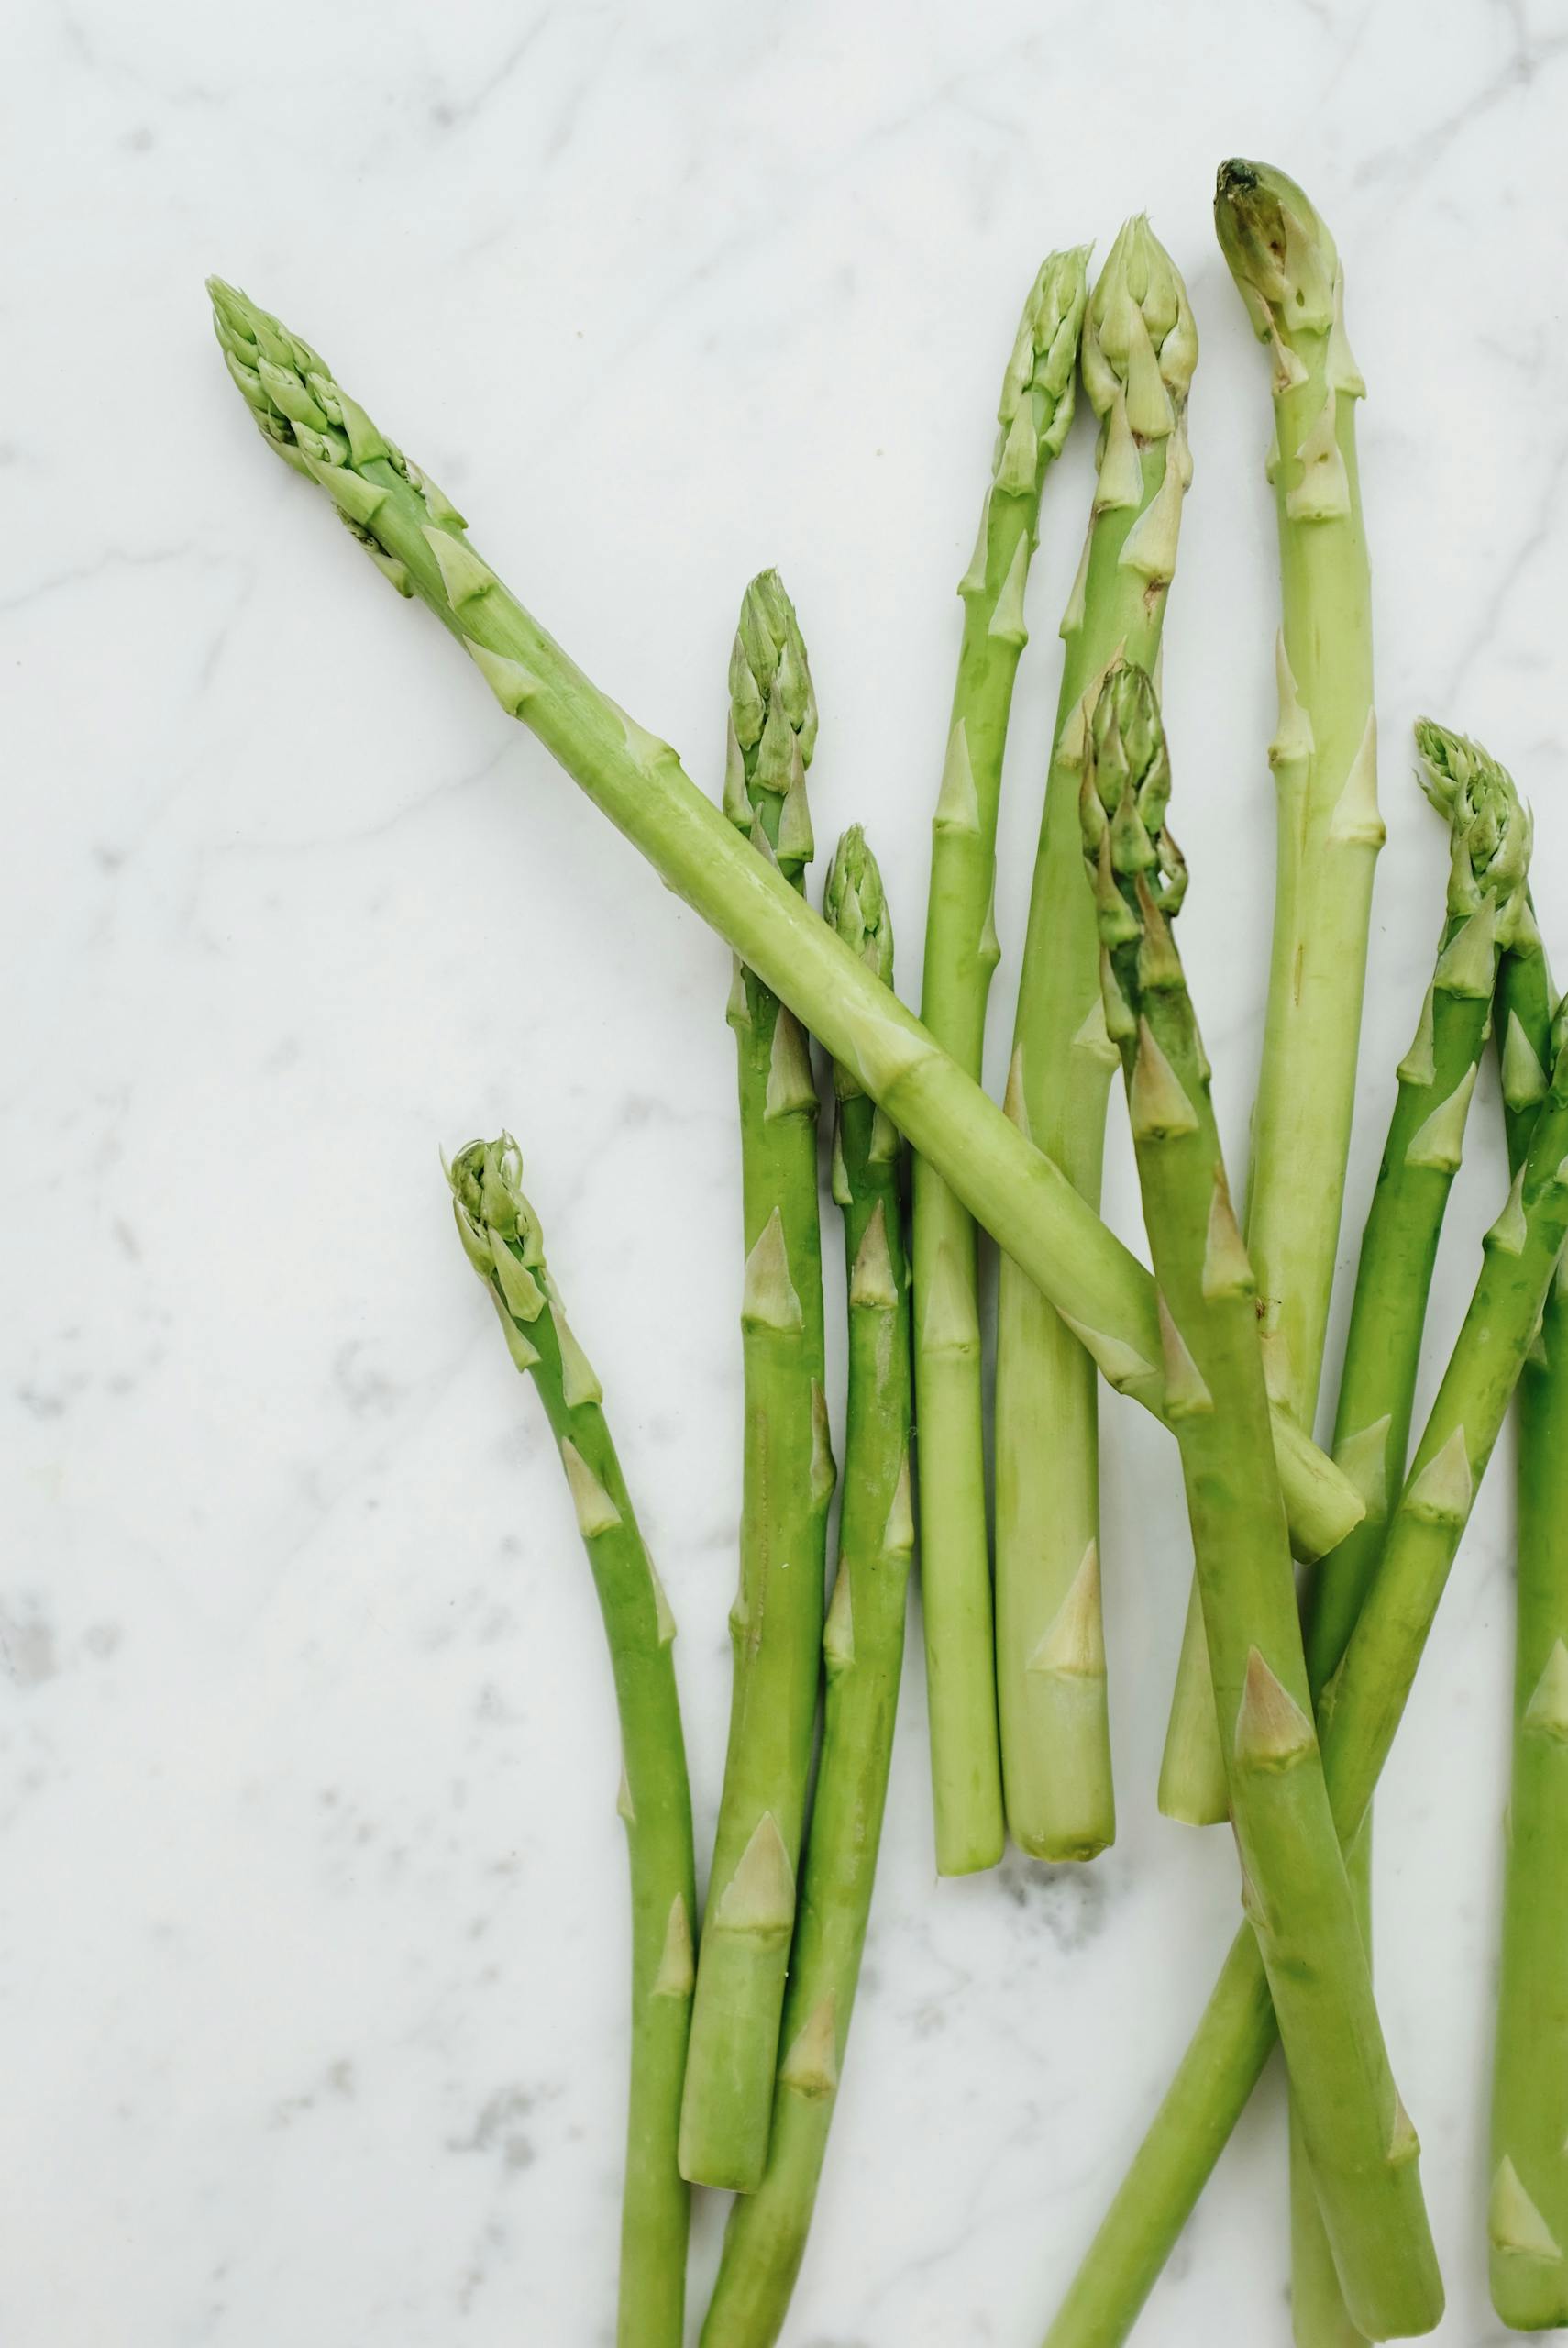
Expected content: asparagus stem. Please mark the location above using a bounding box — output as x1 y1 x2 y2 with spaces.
997 220 1197 1862
1286 720 1531 2343
702 831 914 2345
914 245 1089 1877
1043 1024 1568 2348
206 279 1362 1561
447 1139 696 2348
1083 664 1441 2339
1161 160 1382 1830
1488 909 1568 2327
679 577 832 2192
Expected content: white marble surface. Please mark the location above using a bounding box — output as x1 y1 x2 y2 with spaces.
8 3 1568 2341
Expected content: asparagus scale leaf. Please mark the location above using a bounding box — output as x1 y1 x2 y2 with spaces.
1081 665 1441 2342
914 243 1089 1877
206 278 1363 1561
448 1138 696 2348
679 574 832 2194
702 830 913 2344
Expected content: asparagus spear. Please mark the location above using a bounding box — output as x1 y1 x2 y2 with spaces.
997 217 1197 1862
1160 161 1381 1826
1082 663 1441 2338
1043 1013 1568 2348
1488 907 1568 2326
702 830 914 2346
447 1138 696 2348
679 576 832 2192
205 279 1361 1560
914 244 1089 1877
1286 721 1530 2346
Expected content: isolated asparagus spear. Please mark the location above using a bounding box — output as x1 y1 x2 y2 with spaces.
205 278 1360 1560
1488 908 1568 2325
914 244 1089 1877
1043 1014 1568 2348
703 830 914 2346
679 576 833 2192
997 219 1197 1862
1162 160 1381 1828
1082 663 1441 2340
447 1138 696 2348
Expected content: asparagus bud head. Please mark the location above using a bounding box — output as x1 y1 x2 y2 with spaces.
1415 718 1534 936
1081 216 1198 445
1080 663 1187 947
1214 159 1340 344
823 825 895 984
725 570 818 878
447 1135 547 1301
994 244 1092 484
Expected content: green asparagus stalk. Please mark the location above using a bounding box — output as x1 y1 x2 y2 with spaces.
205 279 1361 1564
447 1137 696 2348
1160 160 1381 1828
1286 721 1530 2346
1043 1011 1568 2348
1082 662 1441 2338
997 219 1196 1863
702 829 914 2345
1488 908 1568 2326
914 244 1089 1877
679 576 832 2192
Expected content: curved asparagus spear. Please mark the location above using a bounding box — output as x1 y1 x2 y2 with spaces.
1043 1015 1568 2348
1161 161 1381 1828
1082 663 1441 2340
997 220 1197 1862
914 245 1089 1877
205 279 1360 1561
680 575 832 2192
703 830 914 2345
447 1137 696 2348
1489 912 1568 2326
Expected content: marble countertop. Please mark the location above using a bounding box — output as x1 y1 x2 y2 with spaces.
9 3 1567 2341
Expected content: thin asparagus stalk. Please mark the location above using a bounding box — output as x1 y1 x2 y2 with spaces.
1043 1014 1568 2348
679 576 832 2192
447 1138 696 2348
1082 663 1441 2339
1286 722 1531 2347
1161 160 1381 1827
703 829 914 2346
205 279 1361 1562
1488 907 1568 2326
998 219 1197 1862
914 244 1089 1877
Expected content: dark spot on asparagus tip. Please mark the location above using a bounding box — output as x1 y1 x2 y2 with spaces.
1217 158 1261 200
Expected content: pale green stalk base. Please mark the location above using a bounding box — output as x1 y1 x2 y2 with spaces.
998 223 1195 1862
448 1142 696 2348
205 280 1361 1567
914 248 1088 1877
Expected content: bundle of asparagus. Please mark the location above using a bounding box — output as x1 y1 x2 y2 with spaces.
208 144 1567 2347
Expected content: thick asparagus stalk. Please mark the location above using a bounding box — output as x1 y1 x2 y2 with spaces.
447 1138 696 2348
1161 160 1381 1826
1489 912 1568 2327
703 830 914 2345
205 279 1361 1561
679 575 832 2192
914 245 1089 1877
1043 1018 1568 2348
997 219 1197 1862
1286 721 1530 2346
1082 663 1441 2339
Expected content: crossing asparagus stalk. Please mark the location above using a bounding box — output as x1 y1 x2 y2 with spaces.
1161 160 1382 1830
1489 909 1568 2328
1043 1015 1568 2348
447 1137 696 2348
1081 661 1440 2340
703 830 914 2345
914 244 1089 1877
996 219 1197 1862
205 278 1361 1563
679 576 832 2192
